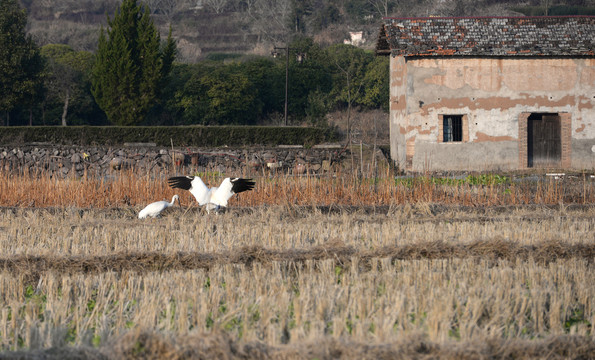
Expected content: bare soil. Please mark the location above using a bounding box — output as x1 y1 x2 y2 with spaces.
2 330 594 360
3 238 594 284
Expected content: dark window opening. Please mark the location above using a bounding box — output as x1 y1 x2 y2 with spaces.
443 115 463 142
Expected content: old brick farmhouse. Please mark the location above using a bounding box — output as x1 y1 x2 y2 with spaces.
377 16 595 172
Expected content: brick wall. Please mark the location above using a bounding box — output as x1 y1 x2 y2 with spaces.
560 113 572 168
518 112 529 169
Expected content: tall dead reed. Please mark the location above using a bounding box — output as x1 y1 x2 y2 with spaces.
0 169 593 208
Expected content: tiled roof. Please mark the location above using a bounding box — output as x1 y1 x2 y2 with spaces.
378 16 595 57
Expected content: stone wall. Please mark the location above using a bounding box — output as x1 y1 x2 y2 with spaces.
0 144 362 178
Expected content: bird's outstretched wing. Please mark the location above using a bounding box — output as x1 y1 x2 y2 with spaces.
210 178 255 207
231 178 255 194
168 176 210 205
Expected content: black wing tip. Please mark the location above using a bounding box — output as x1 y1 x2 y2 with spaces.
168 176 193 190
231 178 255 193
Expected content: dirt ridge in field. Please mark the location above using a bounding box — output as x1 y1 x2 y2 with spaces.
2 203 595 215
2 330 594 360
2 239 593 280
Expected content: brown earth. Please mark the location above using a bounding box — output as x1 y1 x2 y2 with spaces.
3 238 594 285
2 330 594 360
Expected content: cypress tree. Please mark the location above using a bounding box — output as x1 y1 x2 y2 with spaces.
0 0 44 126
92 0 175 126
160 26 176 85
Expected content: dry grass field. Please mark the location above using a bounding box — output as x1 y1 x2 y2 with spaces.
0 170 594 359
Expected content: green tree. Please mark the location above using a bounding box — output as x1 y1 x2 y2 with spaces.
344 0 376 24
325 44 373 110
160 26 177 87
0 0 45 126
305 89 329 126
204 70 259 124
178 65 260 125
147 62 195 126
41 44 94 126
270 37 332 122
325 44 373 142
291 0 315 33
236 58 279 118
311 4 342 31
175 63 217 125
360 56 389 112
91 0 175 126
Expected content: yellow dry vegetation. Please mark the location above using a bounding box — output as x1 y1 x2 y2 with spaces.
0 169 594 358
0 203 593 358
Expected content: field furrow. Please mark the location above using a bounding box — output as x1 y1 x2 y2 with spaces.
1 239 594 280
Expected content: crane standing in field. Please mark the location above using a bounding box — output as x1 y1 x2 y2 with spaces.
138 195 180 219
167 176 255 214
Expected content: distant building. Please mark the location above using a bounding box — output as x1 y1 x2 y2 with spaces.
377 16 595 172
344 31 363 46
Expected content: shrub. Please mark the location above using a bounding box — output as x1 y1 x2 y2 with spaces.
0 125 339 147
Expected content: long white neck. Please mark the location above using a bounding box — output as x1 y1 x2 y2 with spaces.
169 196 177 206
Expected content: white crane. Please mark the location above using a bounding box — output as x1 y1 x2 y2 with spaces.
138 195 180 219
167 176 255 214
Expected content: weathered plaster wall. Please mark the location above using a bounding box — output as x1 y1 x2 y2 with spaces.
389 56 595 171
412 141 519 171
573 140 595 169
389 56 408 167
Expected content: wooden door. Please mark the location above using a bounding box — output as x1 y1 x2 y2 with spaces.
528 114 561 168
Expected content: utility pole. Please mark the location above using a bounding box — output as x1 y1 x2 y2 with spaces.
272 46 305 126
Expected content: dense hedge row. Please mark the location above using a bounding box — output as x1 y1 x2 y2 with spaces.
511 5 595 16
0 126 339 147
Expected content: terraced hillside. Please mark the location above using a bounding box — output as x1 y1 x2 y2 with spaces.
20 0 555 62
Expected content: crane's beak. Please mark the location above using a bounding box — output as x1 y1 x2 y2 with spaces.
176 197 182 207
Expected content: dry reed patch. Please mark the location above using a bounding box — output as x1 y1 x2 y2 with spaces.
0 257 593 350
1 170 594 208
